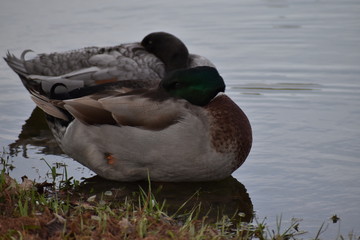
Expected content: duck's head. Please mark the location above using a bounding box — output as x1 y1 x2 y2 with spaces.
160 66 226 106
141 32 189 72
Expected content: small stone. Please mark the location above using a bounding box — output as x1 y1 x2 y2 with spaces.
87 195 96 202
104 191 113 196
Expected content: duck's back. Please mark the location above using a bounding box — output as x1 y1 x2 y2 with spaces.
23 47 99 76
5 43 166 96
22 43 163 77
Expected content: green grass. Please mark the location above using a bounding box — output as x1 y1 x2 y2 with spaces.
0 150 358 240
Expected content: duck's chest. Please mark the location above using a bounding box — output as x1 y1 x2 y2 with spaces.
204 94 252 169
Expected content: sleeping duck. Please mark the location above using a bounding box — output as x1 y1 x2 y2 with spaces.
5 32 215 97
4 33 252 182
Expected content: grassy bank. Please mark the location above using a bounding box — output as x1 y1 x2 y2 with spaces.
0 151 358 240
0 173 299 240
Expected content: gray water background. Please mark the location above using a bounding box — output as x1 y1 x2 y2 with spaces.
0 0 359 238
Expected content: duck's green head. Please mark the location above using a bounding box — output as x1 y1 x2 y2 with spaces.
160 66 226 106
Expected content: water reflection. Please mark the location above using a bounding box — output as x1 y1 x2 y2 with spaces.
9 107 63 157
8 107 253 223
79 176 253 223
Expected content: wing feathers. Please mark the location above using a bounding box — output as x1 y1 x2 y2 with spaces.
30 95 69 121
61 93 183 130
100 95 182 130
63 97 116 125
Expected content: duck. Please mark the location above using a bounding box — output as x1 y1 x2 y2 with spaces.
11 66 252 181
4 32 215 97
4 33 252 182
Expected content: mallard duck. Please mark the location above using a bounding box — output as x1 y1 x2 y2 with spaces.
4 32 215 97
5 33 252 182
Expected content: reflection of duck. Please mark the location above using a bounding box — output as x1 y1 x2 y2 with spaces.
5 33 252 182
79 176 253 223
9 107 63 158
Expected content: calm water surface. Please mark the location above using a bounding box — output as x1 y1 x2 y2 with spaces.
1 0 359 238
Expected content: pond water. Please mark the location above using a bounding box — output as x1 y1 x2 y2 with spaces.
1 0 359 238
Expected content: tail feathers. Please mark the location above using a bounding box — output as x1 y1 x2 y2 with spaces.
5 51 87 98
4 50 43 94
30 90 70 121
4 50 31 77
